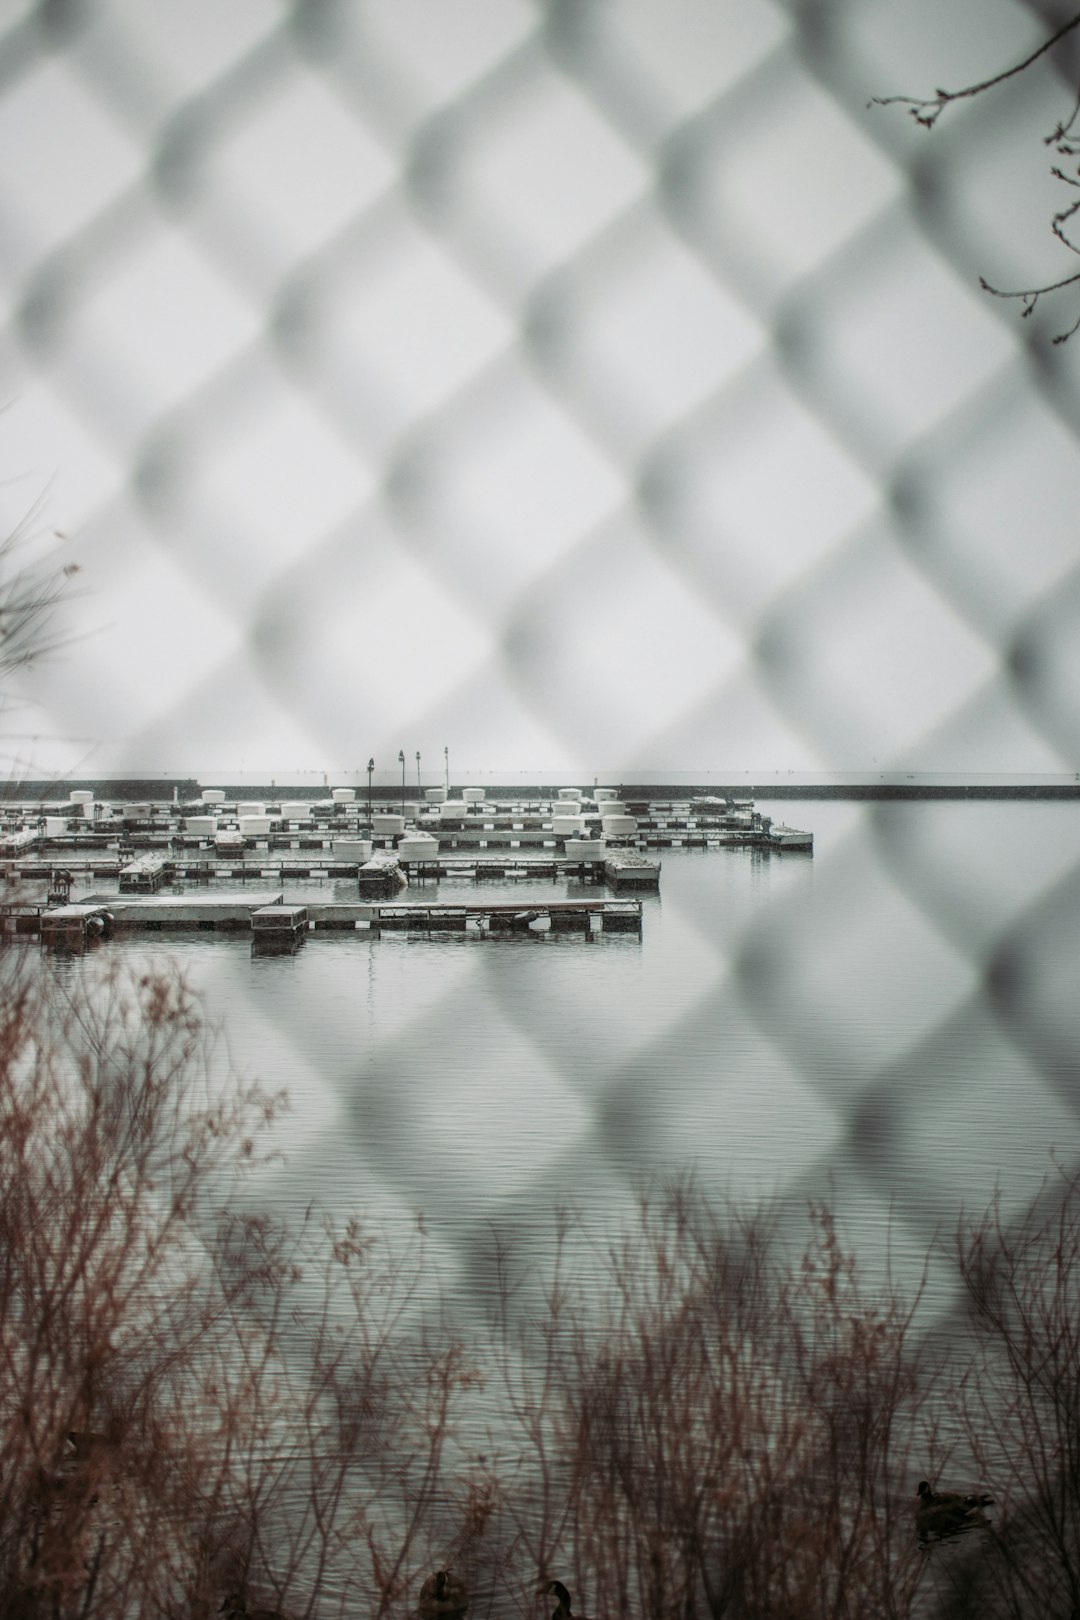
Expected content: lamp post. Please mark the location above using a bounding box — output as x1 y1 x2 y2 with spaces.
398 750 405 819
416 750 421 805
444 745 449 796
367 758 374 820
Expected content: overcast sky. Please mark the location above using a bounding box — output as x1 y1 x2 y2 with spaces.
1 0 1078 782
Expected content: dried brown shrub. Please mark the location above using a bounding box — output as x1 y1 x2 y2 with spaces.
4 930 1080 1619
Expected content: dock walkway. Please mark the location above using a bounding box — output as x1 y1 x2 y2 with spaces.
3 854 662 883
9 895 642 940
370 899 642 932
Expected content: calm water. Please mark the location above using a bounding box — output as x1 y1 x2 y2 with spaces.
42 798 1080 1319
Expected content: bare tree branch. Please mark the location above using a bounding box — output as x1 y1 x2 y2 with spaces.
0 493 79 687
873 10 1080 341
870 11 1080 130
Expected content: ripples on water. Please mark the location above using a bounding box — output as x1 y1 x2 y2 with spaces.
43 799 1080 1327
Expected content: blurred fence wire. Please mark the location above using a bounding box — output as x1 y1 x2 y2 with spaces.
2 2 1080 1602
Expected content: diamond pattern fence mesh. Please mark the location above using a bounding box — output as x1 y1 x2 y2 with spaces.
2 1 1080 1613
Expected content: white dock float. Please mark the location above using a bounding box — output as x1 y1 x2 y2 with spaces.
603 851 661 891
397 832 440 861
0 827 39 855
118 853 168 893
251 903 309 952
358 853 408 897
764 823 814 850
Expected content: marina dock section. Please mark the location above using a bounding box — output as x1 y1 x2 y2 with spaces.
13 893 644 945
104 892 285 928
0 789 809 867
0 785 811 947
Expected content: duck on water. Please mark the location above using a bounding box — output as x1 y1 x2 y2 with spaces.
542 1581 589 1620
915 1479 994 1544
418 1570 468 1618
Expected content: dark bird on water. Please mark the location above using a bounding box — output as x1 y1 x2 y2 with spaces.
418 1569 468 1618
543 1581 586 1620
915 1479 994 1543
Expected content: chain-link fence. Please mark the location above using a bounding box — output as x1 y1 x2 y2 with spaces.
3 4 1080 1612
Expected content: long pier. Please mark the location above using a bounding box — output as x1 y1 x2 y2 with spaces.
4 857 647 882
17 894 644 944
3 827 786 857
3 853 666 885
1 822 794 874
364 899 642 933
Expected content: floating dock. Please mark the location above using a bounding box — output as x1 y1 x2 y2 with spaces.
603 851 662 891
252 903 307 935
367 899 642 933
3 853 661 883
251 903 309 954
763 824 814 850
39 903 112 946
118 853 168 893
357 853 408 898
105 892 285 929
0 827 40 856
9 894 642 940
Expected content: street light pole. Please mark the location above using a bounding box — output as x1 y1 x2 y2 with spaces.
416 750 421 805
398 750 405 819
367 758 374 820
444 745 449 796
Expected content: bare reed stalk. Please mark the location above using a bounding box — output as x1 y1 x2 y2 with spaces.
0 943 488 1618
0 950 286 1617
495 1184 937 1620
0 486 81 778
767 1205 933 1619
178 1209 476 1619
0 495 77 687
948 1169 1080 1618
8 907 1080 1619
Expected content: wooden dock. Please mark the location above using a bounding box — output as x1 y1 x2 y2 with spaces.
3 852 662 886
395 855 617 882
368 899 642 933
8 895 642 939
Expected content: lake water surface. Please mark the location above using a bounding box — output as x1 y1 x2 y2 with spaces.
46 797 1080 1323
